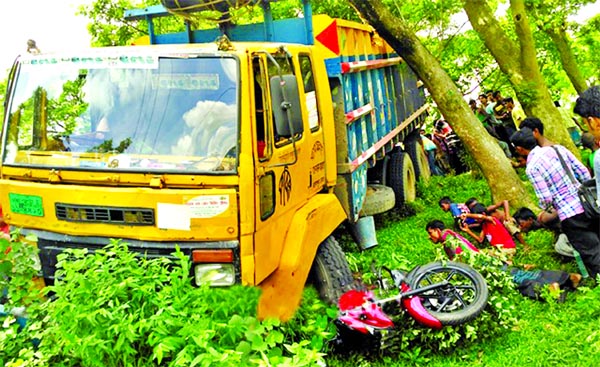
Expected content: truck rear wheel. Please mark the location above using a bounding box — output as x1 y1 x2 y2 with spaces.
405 139 431 182
367 155 388 185
388 150 416 205
309 236 355 305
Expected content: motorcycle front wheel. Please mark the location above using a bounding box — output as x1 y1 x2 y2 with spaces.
405 261 489 326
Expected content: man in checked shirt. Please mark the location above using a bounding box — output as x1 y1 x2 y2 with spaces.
510 121 600 279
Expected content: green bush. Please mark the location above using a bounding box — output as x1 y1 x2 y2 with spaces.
1 240 329 367
1 233 46 367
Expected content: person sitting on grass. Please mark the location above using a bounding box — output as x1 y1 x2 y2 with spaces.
465 197 526 246
424 219 480 260
438 196 477 230
458 203 517 261
425 220 582 301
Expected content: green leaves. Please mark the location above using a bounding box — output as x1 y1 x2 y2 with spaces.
2 240 329 366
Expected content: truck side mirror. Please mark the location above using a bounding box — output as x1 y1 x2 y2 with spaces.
270 74 303 139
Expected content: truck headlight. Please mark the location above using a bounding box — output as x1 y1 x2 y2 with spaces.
194 263 235 287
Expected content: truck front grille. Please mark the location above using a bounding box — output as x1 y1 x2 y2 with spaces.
55 203 155 225
33 236 240 286
37 239 195 285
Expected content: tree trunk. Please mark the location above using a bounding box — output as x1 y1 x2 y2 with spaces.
546 27 588 95
347 0 535 208
463 0 578 156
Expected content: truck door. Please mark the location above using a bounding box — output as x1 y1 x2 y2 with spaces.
251 50 326 284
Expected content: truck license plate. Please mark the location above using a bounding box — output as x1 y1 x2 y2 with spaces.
9 193 44 217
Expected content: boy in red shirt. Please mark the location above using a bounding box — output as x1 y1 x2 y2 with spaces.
459 203 516 259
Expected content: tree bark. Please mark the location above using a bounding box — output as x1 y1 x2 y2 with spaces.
546 27 588 95
347 0 535 208
463 0 578 155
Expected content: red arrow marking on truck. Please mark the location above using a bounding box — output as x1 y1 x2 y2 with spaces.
315 20 340 55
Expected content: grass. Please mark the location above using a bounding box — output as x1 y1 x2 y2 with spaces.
325 173 600 367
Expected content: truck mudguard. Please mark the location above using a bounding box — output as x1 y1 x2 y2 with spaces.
257 193 346 321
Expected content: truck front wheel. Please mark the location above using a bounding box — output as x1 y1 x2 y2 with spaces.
309 236 355 305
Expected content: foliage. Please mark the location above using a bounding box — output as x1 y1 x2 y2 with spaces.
1 240 329 366
77 0 158 46
0 232 42 307
576 14 600 84
272 0 360 21
0 78 6 123
0 233 45 366
46 78 88 138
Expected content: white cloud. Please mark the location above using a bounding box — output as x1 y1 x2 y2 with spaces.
171 100 237 157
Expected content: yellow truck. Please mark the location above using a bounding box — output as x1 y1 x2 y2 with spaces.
0 0 429 320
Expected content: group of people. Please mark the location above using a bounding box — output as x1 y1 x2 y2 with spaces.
421 85 600 299
420 119 468 176
425 218 581 300
438 196 522 261
470 90 524 159
421 90 528 176
434 193 585 299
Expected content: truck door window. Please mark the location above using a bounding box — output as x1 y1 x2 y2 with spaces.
299 55 320 131
253 57 269 160
259 172 275 219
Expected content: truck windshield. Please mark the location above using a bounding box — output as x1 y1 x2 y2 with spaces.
2 55 239 173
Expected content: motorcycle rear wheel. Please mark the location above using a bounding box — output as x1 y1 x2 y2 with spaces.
406 261 488 326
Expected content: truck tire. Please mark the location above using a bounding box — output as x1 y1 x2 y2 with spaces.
405 139 431 182
360 184 396 216
387 151 416 205
367 155 388 185
309 236 355 305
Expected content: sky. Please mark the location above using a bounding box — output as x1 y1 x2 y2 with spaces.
0 0 598 73
0 0 93 72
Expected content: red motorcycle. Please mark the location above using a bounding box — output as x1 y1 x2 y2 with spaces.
331 261 489 353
